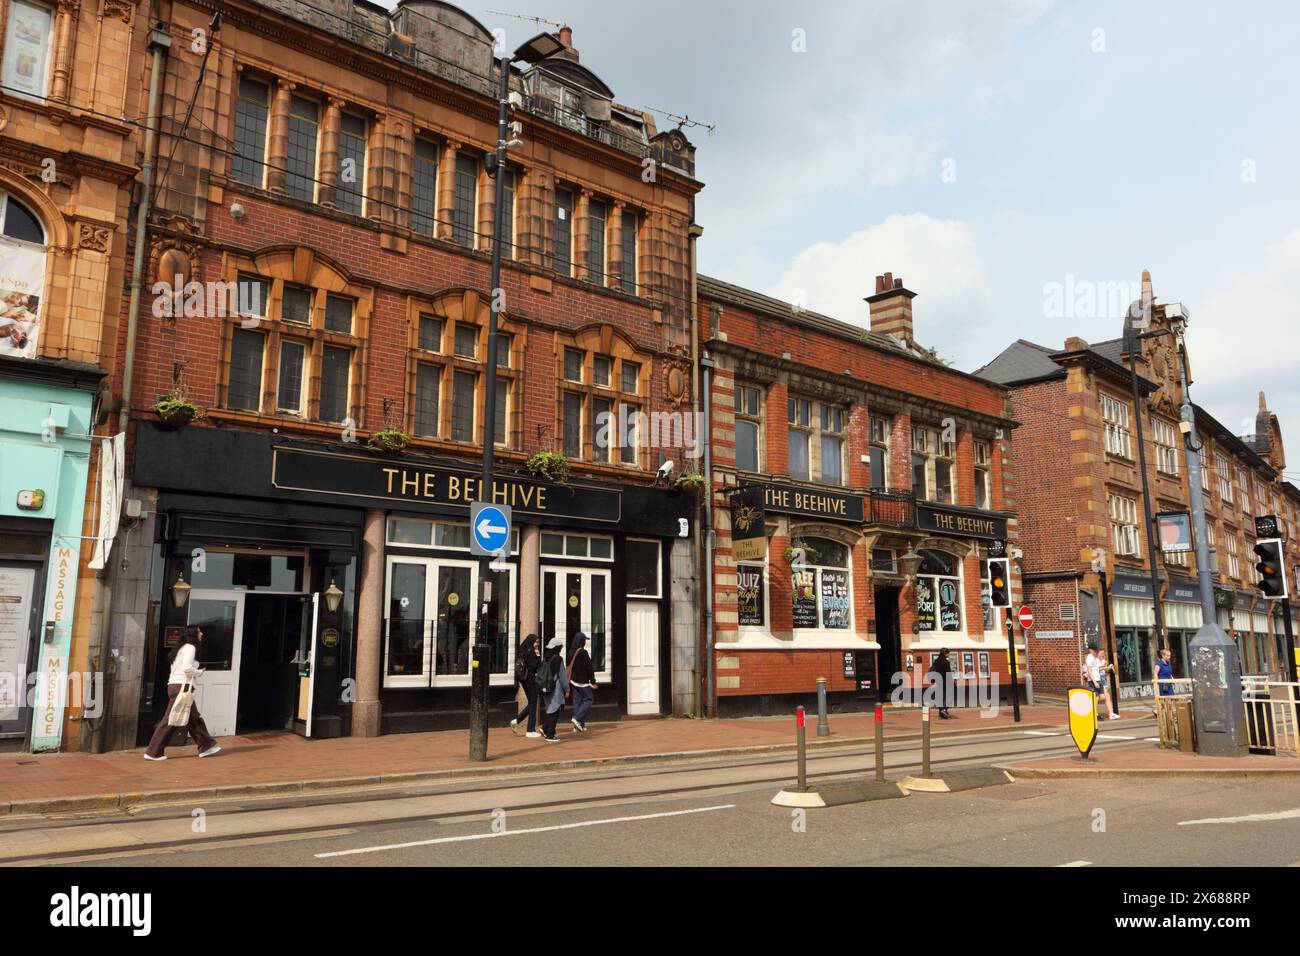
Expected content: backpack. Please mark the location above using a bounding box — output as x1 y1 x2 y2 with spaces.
536 656 558 696
514 651 528 684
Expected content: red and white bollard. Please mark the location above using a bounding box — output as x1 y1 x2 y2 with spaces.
922 705 931 778
874 703 885 783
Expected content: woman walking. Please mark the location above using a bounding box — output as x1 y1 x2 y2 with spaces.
143 626 221 761
510 633 542 738
567 631 596 732
538 636 570 742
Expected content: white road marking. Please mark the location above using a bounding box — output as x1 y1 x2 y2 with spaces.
1058 860 1092 867
1143 737 1160 742
1178 808 1300 826
314 804 737 858
1024 731 1063 737
1097 734 1136 740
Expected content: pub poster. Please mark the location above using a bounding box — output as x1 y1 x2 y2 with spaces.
820 569 850 629
916 579 936 631
938 579 961 632
737 564 765 627
0 231 44 359
791 569 818 628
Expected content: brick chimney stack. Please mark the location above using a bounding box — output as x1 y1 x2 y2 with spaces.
865 272 917 345
555 25 579 62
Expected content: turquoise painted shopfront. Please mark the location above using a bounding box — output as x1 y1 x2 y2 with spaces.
0 355 102 751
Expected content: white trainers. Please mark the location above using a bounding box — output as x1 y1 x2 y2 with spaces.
1109 713 1121 719
571 718 582 731
525 731 541 739
199 745 222 757
509 718 520 736
143 753 166 761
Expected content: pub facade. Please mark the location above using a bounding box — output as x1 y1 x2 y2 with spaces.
86 0 704 750
700 273 1024 716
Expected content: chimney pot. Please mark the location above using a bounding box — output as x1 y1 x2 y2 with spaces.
875 275 885 294
559 25 573 46
883 271 893 289
893 278 902 290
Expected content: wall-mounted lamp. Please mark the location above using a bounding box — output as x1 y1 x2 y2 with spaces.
898 549 923 580
323 573 344 614
170 568 192 609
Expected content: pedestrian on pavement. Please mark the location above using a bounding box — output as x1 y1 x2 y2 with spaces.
143 626 221 761
510 633 542 738
930 648 952 719
567 631 596 732
1156 648 1175 697
538 636 570 742
1098 648 1120 719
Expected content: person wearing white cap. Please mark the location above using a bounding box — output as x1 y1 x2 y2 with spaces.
537 636 570 742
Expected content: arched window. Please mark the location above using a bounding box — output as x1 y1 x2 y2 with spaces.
916 548 963 633
790 534 852 631
0 190 47 359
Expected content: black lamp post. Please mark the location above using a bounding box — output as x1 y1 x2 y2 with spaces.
469 31 566 763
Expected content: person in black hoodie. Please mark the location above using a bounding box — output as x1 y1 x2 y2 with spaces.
509 634 543 738
567 631 596 732
929 648 953 719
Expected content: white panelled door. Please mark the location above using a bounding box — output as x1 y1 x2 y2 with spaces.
626 600 659 715
187 592 244 738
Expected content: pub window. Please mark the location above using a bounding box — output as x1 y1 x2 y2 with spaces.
336 112 367 215
558 336 647 466
318 345 352 423
411 138 439 236
554 186 574 276
285 95 320 203
789 535 852 631
275 339 308 415
870 548 896 573
227 329 265 411
413 363 441 437
418 314 443 352
3 0 53 98
737 563 767 629
787 397 812 481
231 76 270 187
974 439 991 510
324 294 353 334
237 275 268 323
541 533 613 561
1216 455 1233 503
1110 492 1140 557
625 539 661 597
451 369 476 442
586 197 607 282
915 549 962 634
387 517 518 554
496 333 513 368
282 285 312 324
735 384 762 473
820 405 846 487
452 153 478 246
912 426 953 503
619 209 638 294
454 323 477 359
869 416 890 490
494 378 509 447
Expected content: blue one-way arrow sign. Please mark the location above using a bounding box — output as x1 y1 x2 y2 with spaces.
470 501 512 556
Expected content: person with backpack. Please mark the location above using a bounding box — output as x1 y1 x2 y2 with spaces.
143 626 221 761
509 633 542 738
537 636 570 742
567 631 596 732
929 648 953 719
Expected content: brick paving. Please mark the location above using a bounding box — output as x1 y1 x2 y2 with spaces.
0 703 1071 807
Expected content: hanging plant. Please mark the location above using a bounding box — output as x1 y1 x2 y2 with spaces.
367 428 411 455
525 450 570 486
152 389 204 428
784 543 819 564
672 472 707 493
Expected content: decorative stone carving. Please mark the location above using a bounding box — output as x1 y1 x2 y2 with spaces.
101 0 133 23
77 224 111 252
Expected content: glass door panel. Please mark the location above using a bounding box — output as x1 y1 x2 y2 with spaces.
436 565 472 676
387 562 428 677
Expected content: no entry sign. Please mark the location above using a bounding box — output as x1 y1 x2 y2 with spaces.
1018 607 1034 629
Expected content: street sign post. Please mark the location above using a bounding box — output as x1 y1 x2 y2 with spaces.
1067 685 1099 760
470 502 512 557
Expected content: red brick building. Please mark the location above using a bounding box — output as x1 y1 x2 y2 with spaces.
90 0 706 749
699 272 1025 716
979 273 1300 701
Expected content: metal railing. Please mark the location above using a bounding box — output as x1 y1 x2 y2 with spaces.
1153 675 1300 757
868 490 916 528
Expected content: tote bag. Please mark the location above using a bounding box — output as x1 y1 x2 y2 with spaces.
168 678 196 727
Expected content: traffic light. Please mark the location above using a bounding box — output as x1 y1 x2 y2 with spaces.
1253 538 1289 600
987 557 1011 608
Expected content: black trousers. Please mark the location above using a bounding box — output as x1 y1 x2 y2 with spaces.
540 706 561 739
514 682 538 731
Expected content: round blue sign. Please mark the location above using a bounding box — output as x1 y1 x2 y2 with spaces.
472 505 510 552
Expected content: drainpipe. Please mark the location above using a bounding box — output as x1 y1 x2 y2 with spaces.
701 355 716 717
688 221 703 716
89 24 169 754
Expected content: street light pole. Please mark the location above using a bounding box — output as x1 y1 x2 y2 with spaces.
1124 303 1167 659
468 32 565 763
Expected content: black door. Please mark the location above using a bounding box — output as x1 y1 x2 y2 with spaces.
238 594 304 732
874 586 901 702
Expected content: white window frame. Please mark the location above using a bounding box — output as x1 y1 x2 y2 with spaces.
974 439 992 510
540 564 613 683
790 537 854 635
1216 456 1233 504
1153 418 1180 475
1110 492 1140 556
1100 393 1133 459
540 532 614 562
915 550 966 636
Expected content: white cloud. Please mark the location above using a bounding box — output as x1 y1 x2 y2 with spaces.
766 213 993 363
1187 228 1300 464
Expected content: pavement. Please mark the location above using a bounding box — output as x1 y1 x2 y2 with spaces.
0 703 1061 814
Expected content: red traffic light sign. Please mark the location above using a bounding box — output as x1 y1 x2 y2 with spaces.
1018 607 1034 629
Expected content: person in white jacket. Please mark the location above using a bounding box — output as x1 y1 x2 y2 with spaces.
144 626 222 760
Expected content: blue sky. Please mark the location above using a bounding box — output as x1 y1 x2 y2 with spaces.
437 0 1300 479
